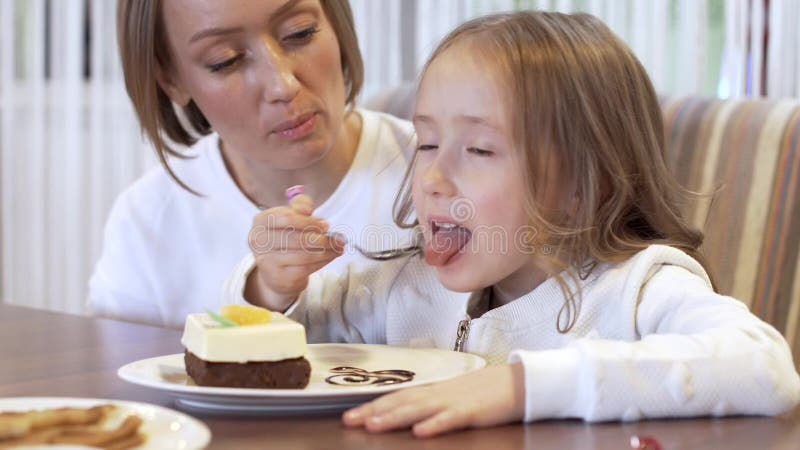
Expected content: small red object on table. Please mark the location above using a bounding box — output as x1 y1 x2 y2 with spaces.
630 435 662 450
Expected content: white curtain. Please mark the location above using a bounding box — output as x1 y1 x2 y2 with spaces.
353 0 800 99
1 0 798 315
766 0 800 97
0 0 153 314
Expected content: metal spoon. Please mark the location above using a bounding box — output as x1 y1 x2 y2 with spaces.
255 185 423 261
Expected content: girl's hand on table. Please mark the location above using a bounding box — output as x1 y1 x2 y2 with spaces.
342 363 525 437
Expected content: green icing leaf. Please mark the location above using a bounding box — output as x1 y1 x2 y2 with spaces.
205 309 238 327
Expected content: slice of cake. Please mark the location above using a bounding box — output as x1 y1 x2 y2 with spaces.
181 305 311 389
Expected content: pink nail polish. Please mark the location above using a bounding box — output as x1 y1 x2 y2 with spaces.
285 185 305 200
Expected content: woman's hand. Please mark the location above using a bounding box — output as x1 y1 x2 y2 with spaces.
342 363 526 438
245 194 344 311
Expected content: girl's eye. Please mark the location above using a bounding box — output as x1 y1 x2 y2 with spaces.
417 144 438 151
283 25 320 44
207 54 243 73
467 147 493 156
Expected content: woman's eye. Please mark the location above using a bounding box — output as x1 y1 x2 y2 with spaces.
207 54 243 73
417 144 438 151
467 147 493 156
283 26 319 44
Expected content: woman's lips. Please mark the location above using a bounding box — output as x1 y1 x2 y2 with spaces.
272 113 316 140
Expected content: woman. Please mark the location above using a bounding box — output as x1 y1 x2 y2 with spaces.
88 0 414 328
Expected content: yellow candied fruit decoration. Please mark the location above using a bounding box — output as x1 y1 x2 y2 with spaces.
220 304 271 326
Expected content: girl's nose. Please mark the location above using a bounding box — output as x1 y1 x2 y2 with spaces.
257 39 301 104
420 157 457 198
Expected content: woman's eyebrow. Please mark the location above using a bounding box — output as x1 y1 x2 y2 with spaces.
189 26 244 44
188 0 302 44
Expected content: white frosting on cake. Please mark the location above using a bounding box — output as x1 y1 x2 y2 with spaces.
181 312 307 363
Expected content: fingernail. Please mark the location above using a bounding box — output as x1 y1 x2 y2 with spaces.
285 185 305 200
344 409 361 420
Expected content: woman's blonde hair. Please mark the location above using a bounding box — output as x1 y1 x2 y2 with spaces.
394 11 710 332
116 0 363 192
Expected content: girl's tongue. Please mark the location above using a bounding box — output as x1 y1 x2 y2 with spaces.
423 224 472 266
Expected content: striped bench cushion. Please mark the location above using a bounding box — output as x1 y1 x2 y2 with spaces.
662 96 800 369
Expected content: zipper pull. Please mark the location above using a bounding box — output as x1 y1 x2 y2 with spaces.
453 319 471 352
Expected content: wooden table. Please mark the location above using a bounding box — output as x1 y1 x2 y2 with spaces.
1 303 799 449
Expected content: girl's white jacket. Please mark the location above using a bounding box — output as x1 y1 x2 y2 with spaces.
223 244 800 422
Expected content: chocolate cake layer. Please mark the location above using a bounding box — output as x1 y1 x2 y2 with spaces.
184 350 311 389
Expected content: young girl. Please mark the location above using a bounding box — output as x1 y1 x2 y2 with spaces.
224 11 800 437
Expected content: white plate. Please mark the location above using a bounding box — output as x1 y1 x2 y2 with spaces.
118 343 486 414
0 397 211 450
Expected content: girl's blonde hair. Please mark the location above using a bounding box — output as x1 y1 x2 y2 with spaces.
116 0 363 193
394 11 711 332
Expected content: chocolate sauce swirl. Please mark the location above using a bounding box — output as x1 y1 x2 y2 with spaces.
324 366 415 386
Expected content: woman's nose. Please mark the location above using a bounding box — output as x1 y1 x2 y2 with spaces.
257 39 300 103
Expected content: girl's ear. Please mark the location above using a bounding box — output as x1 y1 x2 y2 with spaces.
155 66 192 107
